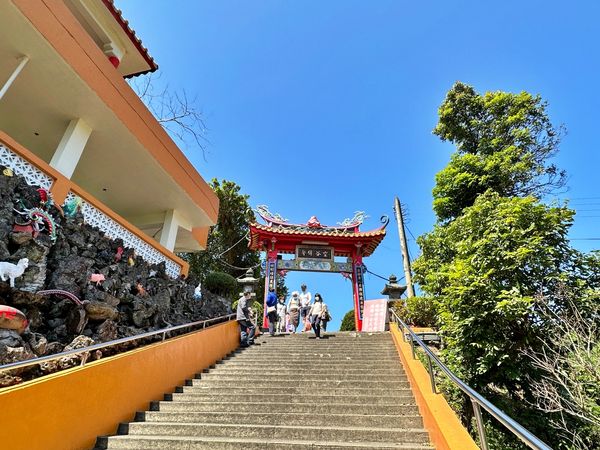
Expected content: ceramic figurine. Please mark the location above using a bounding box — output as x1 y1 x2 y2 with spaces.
114 246 124 262
63 196 83 218
194 283 202 300
0 258 29 288
89 273 106 285
0 305 28 334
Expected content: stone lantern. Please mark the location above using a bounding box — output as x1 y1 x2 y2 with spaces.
380 274 406 300
237 268 258 298
381 274 407 330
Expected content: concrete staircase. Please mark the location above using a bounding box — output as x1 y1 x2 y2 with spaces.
95 332 432 449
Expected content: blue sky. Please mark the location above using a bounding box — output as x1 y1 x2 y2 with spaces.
120 1 600 330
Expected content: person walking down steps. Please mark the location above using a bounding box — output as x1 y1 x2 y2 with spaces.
276 294 287 333
266 288 278 336
237 291 255 347
299 283 312 331
308 293 325 339
287 291 301 333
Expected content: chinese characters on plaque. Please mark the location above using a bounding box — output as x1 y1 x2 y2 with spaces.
362 299 388 332
296 246 333 260
267 259 276 291
354 264 365 319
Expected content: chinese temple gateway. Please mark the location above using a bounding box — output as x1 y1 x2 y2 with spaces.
249 206 388 331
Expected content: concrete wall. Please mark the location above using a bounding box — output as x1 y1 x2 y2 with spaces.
390 323 478 450
0 320 240 450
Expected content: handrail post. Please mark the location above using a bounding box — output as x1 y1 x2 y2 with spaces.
410 335 416 359
427 354 437 394
472 399 489 450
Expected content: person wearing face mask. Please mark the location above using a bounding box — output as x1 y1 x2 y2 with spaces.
308 293 325 339
276 294 287 333
287 291 301 333
299 283 312 330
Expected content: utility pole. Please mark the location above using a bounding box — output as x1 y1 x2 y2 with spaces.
394 196 415 297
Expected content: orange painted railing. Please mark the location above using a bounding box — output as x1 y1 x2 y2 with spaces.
0 131 188 277
0 318 240 450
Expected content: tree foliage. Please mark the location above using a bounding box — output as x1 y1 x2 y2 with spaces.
432 82 566 222
524 289 600 450
415 82 600 448
391 297 438 328
340 310 356 331
184 179 259 282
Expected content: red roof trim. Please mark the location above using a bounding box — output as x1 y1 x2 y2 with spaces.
101 0 158 77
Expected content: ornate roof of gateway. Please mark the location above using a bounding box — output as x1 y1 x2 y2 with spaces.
249 205 389 257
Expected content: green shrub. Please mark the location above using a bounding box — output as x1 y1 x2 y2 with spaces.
391 296 437 328
340 310 356 331
204 271 238 297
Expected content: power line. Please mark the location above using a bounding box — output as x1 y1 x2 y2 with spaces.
364 267 405 283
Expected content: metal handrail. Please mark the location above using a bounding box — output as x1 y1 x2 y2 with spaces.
390 309 552 450
0 313 236 374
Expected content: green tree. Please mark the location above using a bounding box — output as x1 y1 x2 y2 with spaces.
184 179 259 281
340 310 356 331
413 83 600 448
432 82 566 222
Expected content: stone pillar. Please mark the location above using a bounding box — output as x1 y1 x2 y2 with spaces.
50 118 92 179
351 243 365 332
159 209 180 251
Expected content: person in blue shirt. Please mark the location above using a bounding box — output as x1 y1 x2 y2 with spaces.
265 287 278 336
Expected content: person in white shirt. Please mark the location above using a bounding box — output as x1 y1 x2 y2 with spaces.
308 293 325 338
287 291 301 333
299 283 312 328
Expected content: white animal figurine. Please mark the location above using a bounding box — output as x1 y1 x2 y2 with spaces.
194 283 202 300
0 258 29 288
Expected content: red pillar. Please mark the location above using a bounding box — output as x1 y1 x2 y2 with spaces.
262 239 278 329
351 244 365 332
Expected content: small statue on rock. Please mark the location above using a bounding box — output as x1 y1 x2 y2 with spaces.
0 258 29 288
194 282 202 300
13 206 57 241
114 246 124 262
136 283 147 297
63 195 83 218
89 273 106 286
0 305 29 334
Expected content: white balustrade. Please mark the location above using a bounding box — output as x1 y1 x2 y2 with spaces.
0 144 53 190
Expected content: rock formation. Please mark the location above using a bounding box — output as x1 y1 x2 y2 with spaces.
0 167 230 386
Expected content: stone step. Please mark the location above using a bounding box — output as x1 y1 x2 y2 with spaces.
96 434 433 449
166 392 416 405
187 379 410 389
234 348 399 353
120 422 431 444
217 360 402 367
198 373 408 382
179 386 411 397
153 400 421 416
230 353 400 359
203 367 406 376
138 411 424 428
248 343 396 348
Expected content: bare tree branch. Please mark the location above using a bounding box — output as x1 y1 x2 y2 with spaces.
129 74 209 160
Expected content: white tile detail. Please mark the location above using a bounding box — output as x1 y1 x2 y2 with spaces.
0 144 53 190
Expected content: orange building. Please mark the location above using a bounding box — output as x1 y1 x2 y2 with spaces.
0 0 218 277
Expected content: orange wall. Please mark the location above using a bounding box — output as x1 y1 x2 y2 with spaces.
0 320 239 450
390 323 478 450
